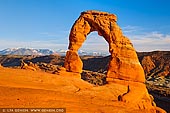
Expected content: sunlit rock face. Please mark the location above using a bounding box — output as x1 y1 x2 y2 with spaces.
64 10 145 83
64 50 83 73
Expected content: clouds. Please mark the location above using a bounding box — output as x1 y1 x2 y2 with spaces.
80 27 170 52
128 31 170 51
0 39 68 51
122 25 170 51
39 30 69 38
0 26 169 53
122 25 141 33
80 32 109 53
0 31 70 51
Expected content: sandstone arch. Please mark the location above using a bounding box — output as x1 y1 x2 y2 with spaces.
64 10 145 83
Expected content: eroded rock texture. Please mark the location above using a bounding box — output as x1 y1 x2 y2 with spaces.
64 10 145 83
64 50 83 73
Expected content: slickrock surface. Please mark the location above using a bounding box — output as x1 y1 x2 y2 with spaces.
64 10 145 83
0 67 165 113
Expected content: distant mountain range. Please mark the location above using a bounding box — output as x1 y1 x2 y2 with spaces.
0 48 108 56
0 48 55 56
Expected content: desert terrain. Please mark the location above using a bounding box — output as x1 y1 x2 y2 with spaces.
0 67 160 113
0 51 169 113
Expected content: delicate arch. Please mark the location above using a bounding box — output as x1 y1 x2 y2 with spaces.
64 10 145 83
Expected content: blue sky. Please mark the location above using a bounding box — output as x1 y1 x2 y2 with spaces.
0 0 170 52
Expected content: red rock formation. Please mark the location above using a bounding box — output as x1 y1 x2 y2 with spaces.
141 56 156 75
138 51 170 78
64 50 83 73
64 11 166 112
64 10 145 83
0 63 3 68
20 60 36 71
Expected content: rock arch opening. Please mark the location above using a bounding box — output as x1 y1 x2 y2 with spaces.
79 31 109 56
64 10 145 83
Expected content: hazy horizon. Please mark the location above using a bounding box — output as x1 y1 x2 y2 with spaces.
0 0 170 52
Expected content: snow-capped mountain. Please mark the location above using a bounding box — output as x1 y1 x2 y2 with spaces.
78 50 88 56
0 48 55 55
0 48 108 56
